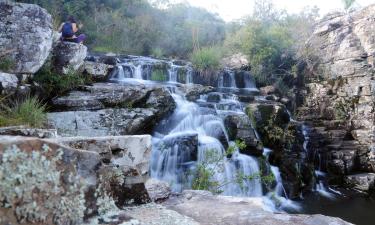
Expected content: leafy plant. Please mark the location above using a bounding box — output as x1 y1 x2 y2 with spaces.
191 46 222 71
0 96 47 128
33 64 87 97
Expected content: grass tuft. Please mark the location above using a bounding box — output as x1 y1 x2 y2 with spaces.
0 97 47 128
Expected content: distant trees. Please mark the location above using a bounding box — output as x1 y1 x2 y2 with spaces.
223 0 318 92
16 0 226 58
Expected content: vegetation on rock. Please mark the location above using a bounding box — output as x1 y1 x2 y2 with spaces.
0 96 47 128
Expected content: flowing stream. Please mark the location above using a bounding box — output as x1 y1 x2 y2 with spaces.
104 55 375 224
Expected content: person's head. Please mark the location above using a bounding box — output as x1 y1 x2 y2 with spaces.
67 16 77 24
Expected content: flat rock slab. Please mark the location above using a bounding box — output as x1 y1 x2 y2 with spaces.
89 190 352 225
162 191 353 225
0 126 57 138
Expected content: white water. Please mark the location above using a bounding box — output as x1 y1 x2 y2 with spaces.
151 88 262 197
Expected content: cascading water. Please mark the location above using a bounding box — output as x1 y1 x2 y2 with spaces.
301 124 337 199
150 88 262 197
108 55 295 209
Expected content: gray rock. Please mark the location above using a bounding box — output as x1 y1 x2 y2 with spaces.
47 108 159 137
0 72 18 95
162 190 353 225
83 61 114 81
345 173 375 191
146 179 172 202
224 114 262 156
0 2 53 74
0 126 57 138
52 42 87 74
181 84 214 101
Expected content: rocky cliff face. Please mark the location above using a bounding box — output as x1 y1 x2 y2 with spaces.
297 5 375 190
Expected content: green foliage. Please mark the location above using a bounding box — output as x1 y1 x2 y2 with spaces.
0 56 15 72
17 0 225 58
0 144 86 224
151 69 167 81
0 97 47 128
33 64 87 97
151 48 165 58
192 141 272 194
191 47 222 71
342 0 356 10
224 0 318 88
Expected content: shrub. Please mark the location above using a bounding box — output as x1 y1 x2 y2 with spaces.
191 47 222 71
0 96 47 128
33 64 88 97
151 48 164 59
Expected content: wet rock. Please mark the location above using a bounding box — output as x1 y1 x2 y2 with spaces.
224 114 262 156
83 61 114 82
146 179 172 202
246 102 290 149
0 2 53 74
206 92 222 103
162 133 199 162
182 84 214 101
0 72 18 95
345 173 375 191
0 126 57 138
52 42 87 74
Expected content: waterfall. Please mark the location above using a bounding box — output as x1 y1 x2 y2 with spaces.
244 73 256 89
302 124 337 199
134 65 143 79
168 65 178 83
150 87 263 196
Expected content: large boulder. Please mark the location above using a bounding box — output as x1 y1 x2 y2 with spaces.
145 179 172 202
0 72 18 95
52 135 152 206
52 42 88 74
0 136 101 225
221 53 249 70
0 2 53 74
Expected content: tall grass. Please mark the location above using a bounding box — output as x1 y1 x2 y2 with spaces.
0 97 47 128
191 47 222 71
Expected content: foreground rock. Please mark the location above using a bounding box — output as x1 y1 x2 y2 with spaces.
297 4 375 187
0 1 53 74
0 135 152 224
89 190 352 225
52 42 88 74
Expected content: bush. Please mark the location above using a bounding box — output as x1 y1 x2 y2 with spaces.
191 47 222 71
0 97 47 128
33 64 88 97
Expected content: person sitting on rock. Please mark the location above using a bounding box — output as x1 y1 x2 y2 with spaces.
59 16 86 44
